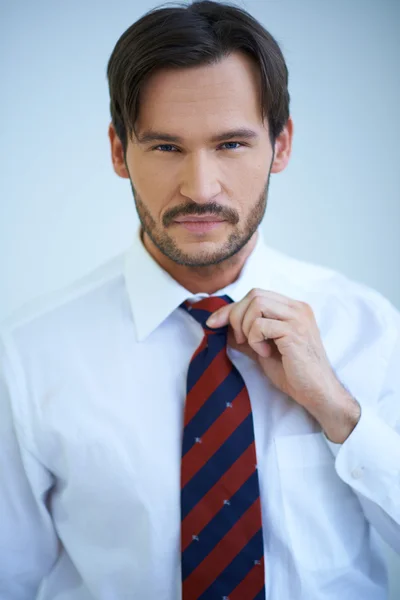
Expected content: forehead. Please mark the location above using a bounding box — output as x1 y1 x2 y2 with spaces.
135 52 265 138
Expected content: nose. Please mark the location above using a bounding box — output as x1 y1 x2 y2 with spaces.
179 151 222 204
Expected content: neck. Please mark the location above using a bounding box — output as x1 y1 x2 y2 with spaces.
141 230 258 295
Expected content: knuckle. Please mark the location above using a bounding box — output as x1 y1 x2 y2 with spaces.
255 316 265 328
252 296 265 312
300 301 313 314
248 287 263 300
252 317 267 338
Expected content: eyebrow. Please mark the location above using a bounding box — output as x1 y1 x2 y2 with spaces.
136 127 259 145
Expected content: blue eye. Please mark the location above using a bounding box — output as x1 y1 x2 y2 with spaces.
154 144 178 152
220 142 243 150
152 141 244 152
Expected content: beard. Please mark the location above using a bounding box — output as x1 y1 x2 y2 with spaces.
128 171 271 268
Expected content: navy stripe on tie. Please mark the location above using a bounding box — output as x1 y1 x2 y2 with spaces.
254 587 266 599
198 528 264 599
182 369 244 456
182 471 259 580
181 414 254 519
187 333 227 393
185 307 210 326
182 307 225 332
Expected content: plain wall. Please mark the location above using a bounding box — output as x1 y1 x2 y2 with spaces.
1 0 399 597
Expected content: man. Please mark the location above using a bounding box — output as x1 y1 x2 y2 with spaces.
1 1 399 599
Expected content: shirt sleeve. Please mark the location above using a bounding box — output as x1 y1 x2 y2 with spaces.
0 333 60 599
324 305 400 553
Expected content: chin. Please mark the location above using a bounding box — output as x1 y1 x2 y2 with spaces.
173 241 239 267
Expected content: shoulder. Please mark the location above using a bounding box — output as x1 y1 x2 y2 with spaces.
268 244 399 328
0 251 127 356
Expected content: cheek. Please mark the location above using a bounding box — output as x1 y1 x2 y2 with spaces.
129 159 169 205
230 159 267 198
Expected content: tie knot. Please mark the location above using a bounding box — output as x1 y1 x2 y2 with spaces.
181 295 233 332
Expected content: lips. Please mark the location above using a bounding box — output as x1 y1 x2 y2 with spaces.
174 216 225 223
174 218 226 234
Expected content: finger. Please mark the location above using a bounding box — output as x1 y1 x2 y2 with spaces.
242 296 295 339
205 303 233 328
247 317 290 357
228 291 295 343
207 299 252 344
227 300 252 344
207 300 250 344
206 292 295 340
256 289 300 308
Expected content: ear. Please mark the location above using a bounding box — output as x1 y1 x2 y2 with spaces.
108 123 130 179
270 116 294 174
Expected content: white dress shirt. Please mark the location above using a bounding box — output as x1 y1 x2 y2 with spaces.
1 226 400 600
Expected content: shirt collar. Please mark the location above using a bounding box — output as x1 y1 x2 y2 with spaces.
124 224 274 341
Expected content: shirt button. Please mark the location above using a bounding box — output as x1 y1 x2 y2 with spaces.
351 467 364 480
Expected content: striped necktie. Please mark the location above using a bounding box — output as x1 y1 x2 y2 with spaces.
180 295 266 600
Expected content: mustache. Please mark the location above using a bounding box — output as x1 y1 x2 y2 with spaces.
163 202 239 226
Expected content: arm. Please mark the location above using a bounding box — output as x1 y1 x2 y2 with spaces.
324 312 400 553
0 334 60 599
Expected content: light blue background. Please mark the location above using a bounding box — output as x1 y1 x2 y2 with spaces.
1 0 399 597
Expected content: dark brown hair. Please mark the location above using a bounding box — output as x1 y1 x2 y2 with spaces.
106 0 290 153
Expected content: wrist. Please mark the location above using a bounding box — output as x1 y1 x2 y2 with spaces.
318 390 361 444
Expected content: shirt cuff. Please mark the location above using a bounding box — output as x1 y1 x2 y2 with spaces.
324 405 400 517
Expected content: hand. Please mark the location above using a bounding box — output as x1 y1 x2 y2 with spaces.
206 289 360 442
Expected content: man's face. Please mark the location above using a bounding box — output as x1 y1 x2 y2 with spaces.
113 52 285 267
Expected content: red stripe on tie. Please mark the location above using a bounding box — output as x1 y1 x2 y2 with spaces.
184 348 230 426
184 296 229 314
181 442 256 551
229 556 265 600
181 387 250 488
182 498 262 600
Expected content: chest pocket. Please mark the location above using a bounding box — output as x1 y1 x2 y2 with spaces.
274 432 369 571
